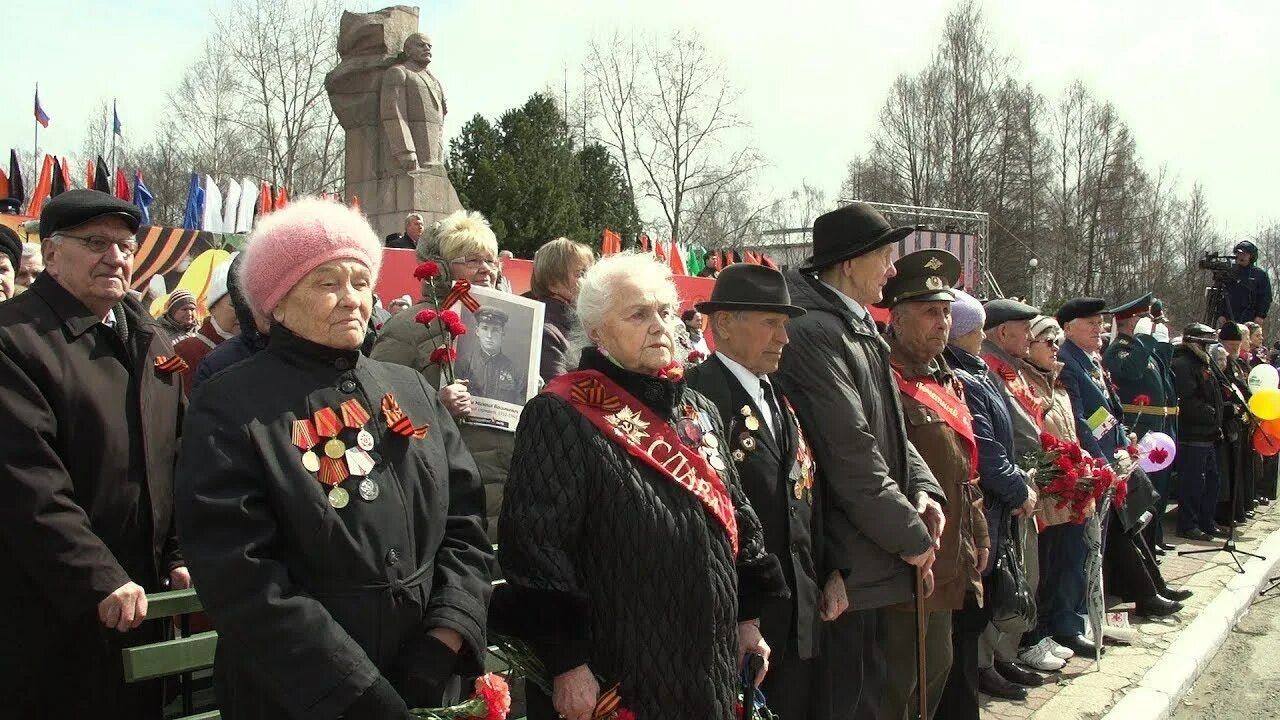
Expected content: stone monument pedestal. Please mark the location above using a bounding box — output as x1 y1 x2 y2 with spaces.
355 166 462 247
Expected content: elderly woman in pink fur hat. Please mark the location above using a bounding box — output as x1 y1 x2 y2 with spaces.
175 198 492 720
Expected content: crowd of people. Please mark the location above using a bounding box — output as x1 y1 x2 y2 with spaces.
0 190 1276 720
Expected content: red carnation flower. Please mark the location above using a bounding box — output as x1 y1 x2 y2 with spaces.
429 346 458 365
413 261 441 280
1149 447 1170 465
1039 432 1059 449
439 310 467 337
688 350 706 363
1115 478 1129 506
1054 456 1075 472
472 673 511 720
615 710 637 720
415 308 438 325
1132 393 1152 406
1126 444 1139 458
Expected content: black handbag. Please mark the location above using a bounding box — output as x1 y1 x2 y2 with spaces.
987 517 1035 626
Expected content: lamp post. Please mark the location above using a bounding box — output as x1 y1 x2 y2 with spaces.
1028 258 1039 306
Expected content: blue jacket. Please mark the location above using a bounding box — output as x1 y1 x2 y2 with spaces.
1058 339 1126 462
946 345 1029 569
1221 263 1272 322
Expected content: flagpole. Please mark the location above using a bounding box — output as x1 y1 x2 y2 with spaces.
32 83 39 202
110 98 117 172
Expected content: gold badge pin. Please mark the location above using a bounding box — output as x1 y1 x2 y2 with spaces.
924 257 943 270
328 486 350 509
324 438 347 459
709 455 727 471
301 450 321 473
926 276 945 290
740 405 752 417
703 433 720 450
732 449 746 462
744 415 760 431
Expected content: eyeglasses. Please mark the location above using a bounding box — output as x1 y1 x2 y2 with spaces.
1034 337 1061 347
57 232 139 257
449 255 498 269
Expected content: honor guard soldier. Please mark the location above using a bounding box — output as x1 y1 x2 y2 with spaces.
1102 293 1178 551
879 250 990 720
685 263 847 720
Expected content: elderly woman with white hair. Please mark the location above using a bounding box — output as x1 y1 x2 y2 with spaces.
176 198 492 719
373 209 513 539
492 252 786 720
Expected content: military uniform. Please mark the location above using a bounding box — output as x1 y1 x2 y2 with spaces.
455 308 526 405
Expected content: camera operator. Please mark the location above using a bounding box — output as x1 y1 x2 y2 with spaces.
1218 241 1272 326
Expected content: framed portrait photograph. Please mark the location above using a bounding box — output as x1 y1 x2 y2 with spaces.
448 284 545 432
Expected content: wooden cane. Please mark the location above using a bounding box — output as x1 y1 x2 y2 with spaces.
916 566 929 719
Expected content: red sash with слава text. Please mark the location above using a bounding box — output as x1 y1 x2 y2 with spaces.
982 352 1045 427
892 368 979 478
544 370 739 556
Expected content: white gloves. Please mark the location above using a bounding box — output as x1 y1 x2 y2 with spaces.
1134 317 1155 337
1153 323 1170 343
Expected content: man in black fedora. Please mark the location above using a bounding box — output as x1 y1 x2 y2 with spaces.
776 203 947 720
685 263 848 720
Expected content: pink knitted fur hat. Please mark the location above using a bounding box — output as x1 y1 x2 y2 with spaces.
238 197 383 317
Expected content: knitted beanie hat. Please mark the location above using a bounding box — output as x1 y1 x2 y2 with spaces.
238 198 382 317
949 289 986 340
1029 315 1062 341
165 288 196 315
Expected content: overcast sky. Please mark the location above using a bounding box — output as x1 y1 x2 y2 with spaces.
3 0 1276 238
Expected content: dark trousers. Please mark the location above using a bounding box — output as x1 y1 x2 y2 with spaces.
821 607 882 720
1262 455 1279 500
1103 510 1163 602
881 608 952 720
1176 443 1221 533
935 593 986 720
1142 466 1173 547
2 608 165 720
1031 521 1088 641
761 639 822 720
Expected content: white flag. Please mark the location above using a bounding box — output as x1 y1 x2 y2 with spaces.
222 179 241 233
202 176 224 233
237 178 257 233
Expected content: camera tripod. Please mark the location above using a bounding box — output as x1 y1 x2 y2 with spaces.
1181 441 1264 573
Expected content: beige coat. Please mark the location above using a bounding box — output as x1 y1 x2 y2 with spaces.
1024 361 1095 527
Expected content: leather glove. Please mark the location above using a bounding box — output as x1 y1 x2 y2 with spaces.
390 633 458 709
345 675 411 719
1135 317 1155 337
1154 323 1170 343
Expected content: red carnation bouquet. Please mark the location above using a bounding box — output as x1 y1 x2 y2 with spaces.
1021 432 1132 525
413 261 467 384
410 673 511 719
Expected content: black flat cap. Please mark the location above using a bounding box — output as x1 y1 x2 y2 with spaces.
1055 297 1107 326
801 202 914 272
0 224 21 267
1183 323 1216 344
40 189 142 239
0 198 21 214
875 249 960 308
695 263 806 317
983 298 1040 330
1219 321 1243 342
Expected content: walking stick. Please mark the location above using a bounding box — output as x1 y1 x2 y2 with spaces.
916 566 929 719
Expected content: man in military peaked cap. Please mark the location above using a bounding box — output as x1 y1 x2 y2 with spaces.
777 204 946 720
0 189 187 718
879 250 991 720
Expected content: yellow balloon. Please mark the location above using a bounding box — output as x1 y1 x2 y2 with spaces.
175 249 233 316
1249 388 1280 421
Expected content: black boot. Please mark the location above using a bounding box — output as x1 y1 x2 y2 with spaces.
979 667 1028 700
1135 595 1182 617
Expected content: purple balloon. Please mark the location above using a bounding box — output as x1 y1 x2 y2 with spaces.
1137 431 1177 472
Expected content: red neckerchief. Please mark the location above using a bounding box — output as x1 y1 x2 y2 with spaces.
544 370 738 555
982 352 1045 427
892 367 979 478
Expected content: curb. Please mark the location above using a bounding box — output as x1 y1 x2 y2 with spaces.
1102 525 1280 720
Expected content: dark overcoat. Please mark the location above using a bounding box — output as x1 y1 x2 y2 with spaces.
175 325 492 720
0 272 184 717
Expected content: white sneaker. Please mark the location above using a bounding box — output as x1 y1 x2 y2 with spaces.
1046 638 1075 660
1018 639 1067 671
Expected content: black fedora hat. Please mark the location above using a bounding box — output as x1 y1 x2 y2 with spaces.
695 263 806 318
800 202 914 272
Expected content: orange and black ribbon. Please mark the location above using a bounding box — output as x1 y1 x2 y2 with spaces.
381 393 430 439
441 279 481 313
154 355 188 374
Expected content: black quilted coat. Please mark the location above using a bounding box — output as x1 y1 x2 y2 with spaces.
494 348 787 719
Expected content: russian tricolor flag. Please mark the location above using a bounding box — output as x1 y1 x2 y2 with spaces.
34 89 50 128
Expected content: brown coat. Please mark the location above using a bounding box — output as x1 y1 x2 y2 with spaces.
890 349 989 611
173 316 227 396
1024 360 1095 526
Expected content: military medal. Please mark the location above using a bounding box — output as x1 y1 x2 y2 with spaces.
324 438 347 459
741 434 757 451
301 451 321 473
357 429 375 451
345 447 376 476
702 433 719 450
328 486 350 509
358 478 380 502
732 449 746 463
677 417 703 446
318 455 349 486
794 480 804 500
341 398 371 428
709 454 727 471
314 407 342 438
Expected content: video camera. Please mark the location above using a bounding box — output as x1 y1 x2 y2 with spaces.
1198 251 1236 283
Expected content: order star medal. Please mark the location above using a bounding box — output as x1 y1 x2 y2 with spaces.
605 405 651 445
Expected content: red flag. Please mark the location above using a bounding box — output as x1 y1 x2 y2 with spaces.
761 254 779 270
601 228 622 256
350 195 361 212
275 187 289 210
639 233 651 253
258 182 273 215
114 168 130 201
85 159 95 190
59 157 73 195
27 155 55 217
669 243 688 275
0 168 7 199
654 240 666 261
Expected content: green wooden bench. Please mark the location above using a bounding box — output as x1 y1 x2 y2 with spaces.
124 587 526 720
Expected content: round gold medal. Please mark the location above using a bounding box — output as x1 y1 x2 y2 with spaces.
301 450 321 473
709 454 726 471
328 486 350 509
744 415 760 431
702 433 719 450
324 438 347 459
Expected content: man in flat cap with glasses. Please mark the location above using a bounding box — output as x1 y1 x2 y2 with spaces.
0 189 187 718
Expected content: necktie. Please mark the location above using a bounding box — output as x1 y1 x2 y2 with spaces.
761 377 784 447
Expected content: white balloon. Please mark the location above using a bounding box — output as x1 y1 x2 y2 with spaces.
1248 364 1279 392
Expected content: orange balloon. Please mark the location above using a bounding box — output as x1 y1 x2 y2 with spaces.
1263 417 1280 438
1253 426 1280 457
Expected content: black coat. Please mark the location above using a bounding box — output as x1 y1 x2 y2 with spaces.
0 272 184 715
1221 263 1272 322
685 354 823 660
524 292 573 382
175 325 493 720
493 348 787 719
1172 343 1224 444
